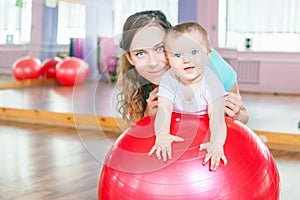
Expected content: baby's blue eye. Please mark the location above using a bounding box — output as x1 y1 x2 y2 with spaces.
191 50 198 55
175 53 182 58
157 46 164 52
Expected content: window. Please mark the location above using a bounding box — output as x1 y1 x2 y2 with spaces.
218 0 300 52
113 0 178 35
0 0 32 44
57 0 86 44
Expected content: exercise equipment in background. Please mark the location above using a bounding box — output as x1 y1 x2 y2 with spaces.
41 57 62 79
97 37 118 83
69 38 83 59
56 57 89 86
12 56 42 81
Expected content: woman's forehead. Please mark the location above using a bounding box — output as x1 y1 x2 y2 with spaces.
130 26 166 51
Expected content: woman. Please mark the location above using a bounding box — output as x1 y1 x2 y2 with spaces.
117 10 249 125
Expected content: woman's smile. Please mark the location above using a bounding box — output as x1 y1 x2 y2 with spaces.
148 67 167 76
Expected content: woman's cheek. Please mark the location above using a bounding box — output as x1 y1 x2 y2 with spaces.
135 66 148 79
161 52 169 65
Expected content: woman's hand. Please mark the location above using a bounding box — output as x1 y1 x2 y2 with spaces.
224 92 242 117
225 92 249 123
226 83 249 124
144 87 159 117
148 133 184 162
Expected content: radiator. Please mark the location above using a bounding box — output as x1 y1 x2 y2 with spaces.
236 60 260 84
225 58 260 84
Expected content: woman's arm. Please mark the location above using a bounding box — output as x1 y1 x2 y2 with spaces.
226 82 249 124
207 49 249 124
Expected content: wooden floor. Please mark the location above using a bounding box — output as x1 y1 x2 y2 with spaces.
243 92 300 134
242 92 300 150
0 120 300 200
0 79 299 132
0 80 116 116
0 120 119 200
0 79 299 149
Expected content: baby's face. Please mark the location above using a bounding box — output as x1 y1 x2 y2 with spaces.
165 31 210 84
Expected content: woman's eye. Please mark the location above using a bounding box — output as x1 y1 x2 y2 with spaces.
157 45 164 52
174 53 182 58
191 50 198 55
136 51 145 57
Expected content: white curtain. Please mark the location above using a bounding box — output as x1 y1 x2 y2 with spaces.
57 1 86 44
0 0 32 44
0 0 29 30
227 0 300 33
113 0 178 35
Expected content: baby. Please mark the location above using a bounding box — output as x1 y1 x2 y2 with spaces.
148 22 227 171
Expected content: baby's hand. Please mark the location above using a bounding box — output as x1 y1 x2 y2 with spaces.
148 133 184 162
199 142 227 171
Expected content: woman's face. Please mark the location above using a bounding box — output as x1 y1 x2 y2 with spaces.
126 26 169 85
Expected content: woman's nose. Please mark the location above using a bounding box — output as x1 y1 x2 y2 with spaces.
147 53 157 66
148 50 164 66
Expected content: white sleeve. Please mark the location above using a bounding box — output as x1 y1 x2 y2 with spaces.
157 70 177 103
203 67 226 104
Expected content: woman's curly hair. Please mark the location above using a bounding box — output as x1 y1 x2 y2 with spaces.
117 10 172 124
117 56 153 124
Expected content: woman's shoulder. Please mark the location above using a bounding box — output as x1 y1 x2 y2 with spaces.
207 48 237 92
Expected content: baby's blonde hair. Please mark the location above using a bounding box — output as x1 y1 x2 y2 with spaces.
165 22 211 53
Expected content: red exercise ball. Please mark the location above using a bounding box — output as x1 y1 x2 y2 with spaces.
41 57 62 79
12 56 42 81
98 113 280 200
56 57 89 86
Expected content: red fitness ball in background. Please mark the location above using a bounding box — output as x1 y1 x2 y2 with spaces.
98 113 280 200
12 56 42 81
41 57 62 79
56 57 90 86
